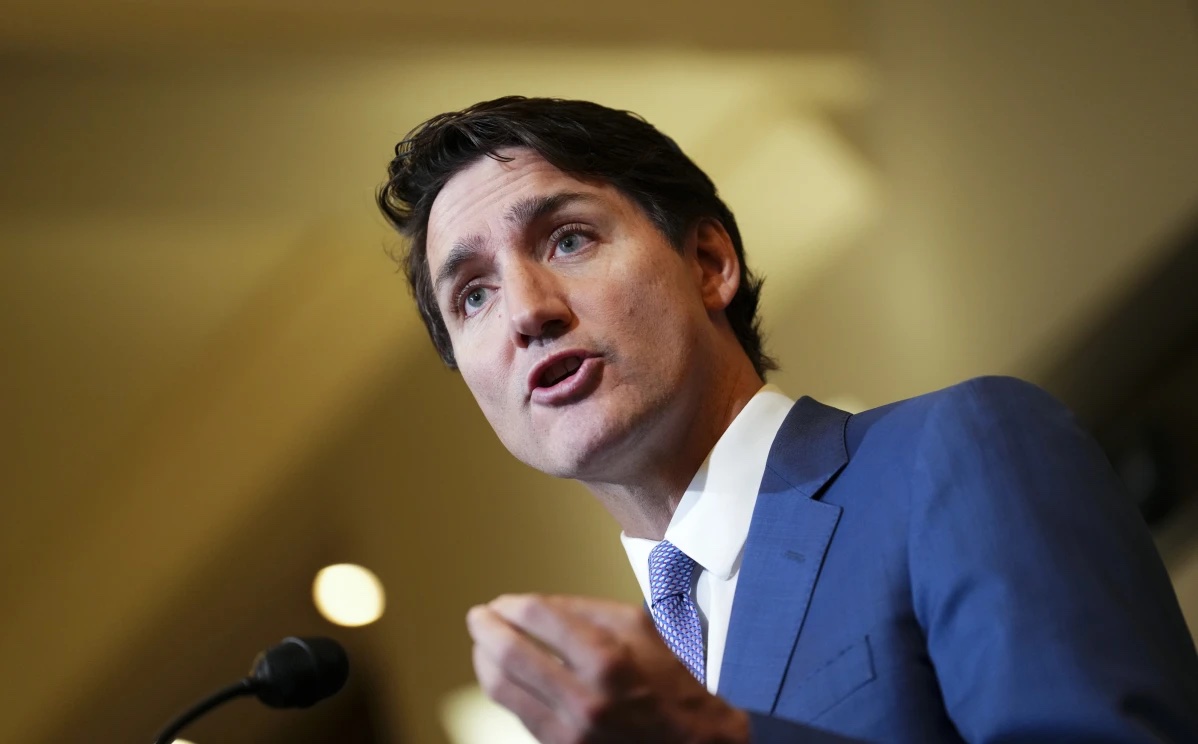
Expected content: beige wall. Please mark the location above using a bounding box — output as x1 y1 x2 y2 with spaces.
767 0 1198 406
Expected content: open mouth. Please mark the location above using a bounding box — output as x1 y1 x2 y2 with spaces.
528 351 600 405
538 355 583 388
529 349 599 402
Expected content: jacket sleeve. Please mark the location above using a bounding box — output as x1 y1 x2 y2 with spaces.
909 376 1198 742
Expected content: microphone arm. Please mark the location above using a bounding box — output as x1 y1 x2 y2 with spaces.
151 637 349 744
153 678 257 744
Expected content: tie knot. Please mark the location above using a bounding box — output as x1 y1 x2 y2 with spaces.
648 540 697 605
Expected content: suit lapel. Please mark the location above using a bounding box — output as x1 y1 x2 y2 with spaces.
717 397 850 713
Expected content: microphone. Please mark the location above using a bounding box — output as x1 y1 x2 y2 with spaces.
153 636 349 744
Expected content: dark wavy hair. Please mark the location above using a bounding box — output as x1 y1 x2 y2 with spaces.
376 96 777 377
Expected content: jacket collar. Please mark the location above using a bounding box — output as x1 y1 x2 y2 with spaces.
716 396 851 713
762 396 851 498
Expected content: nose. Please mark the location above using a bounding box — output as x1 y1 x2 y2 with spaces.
505 261 572 346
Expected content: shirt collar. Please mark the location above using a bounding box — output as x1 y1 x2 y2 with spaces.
621 384 796 599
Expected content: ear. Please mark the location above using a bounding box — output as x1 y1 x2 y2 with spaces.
690 218 740 313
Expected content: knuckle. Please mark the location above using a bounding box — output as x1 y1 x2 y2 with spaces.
501 593 543 625
473 651 501 696
476 672 504 700
479 676 503 700
517 596 546 625
495 635 523 669
594 642 636 687
492 592 521 612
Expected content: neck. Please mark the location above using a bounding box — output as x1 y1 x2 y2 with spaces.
580 355 764 540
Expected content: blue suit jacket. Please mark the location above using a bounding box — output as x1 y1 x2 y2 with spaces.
717 376 1198 742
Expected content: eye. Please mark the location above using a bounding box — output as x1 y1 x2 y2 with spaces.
460 285 492 316
555 232 584 255
550 226 595 258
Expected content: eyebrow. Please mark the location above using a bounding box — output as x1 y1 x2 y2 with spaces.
432 191 601 298
503 191 599 228
433 234 487 299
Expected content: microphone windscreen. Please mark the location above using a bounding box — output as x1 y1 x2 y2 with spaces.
249 636 349 709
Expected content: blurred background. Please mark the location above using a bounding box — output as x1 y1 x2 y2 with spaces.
2 1 1197 742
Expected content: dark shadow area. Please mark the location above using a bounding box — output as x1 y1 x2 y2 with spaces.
1039 208 1198 537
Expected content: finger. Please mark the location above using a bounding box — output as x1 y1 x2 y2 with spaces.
489 594 623 673
524 596 696 684
468 605 599 722
472 644 576 744
488 594 663 699
513 594 650 636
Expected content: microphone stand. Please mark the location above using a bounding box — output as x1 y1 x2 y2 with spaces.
152 636 347 742
153 678 256 744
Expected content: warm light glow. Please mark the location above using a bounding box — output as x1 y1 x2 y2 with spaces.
441 684 537 744
173 739 196 744
823 395 867 414
313 564 385 627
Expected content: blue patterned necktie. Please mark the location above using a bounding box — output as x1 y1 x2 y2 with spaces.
648 540 706 684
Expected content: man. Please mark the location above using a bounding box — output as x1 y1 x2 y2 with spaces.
377 96 1198 743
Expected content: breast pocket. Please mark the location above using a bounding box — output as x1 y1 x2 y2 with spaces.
778 636 877 723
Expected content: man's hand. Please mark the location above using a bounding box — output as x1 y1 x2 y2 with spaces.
466 594 750 744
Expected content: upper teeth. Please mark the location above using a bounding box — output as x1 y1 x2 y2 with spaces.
544 357 582 386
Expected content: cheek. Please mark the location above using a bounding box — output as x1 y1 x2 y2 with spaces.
460 363 518 443
460 359 502 408
456 338 509 412
606 264 691 340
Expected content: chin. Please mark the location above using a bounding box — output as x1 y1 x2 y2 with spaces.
529 415 650 481
505 389 671 480
521 437 610 481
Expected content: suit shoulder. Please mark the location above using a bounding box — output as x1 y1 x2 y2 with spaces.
941 374 1059 405
845 376 1070 454
926 375 1073 431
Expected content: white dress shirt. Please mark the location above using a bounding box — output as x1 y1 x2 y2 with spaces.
621 384 795 693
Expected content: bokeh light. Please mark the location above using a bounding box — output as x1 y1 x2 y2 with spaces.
313 564 385 627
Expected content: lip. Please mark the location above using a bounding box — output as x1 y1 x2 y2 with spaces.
528 350 602 406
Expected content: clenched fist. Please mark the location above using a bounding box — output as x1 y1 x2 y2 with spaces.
466 594 750 744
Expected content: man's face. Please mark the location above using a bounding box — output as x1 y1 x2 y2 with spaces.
425 148 715 480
